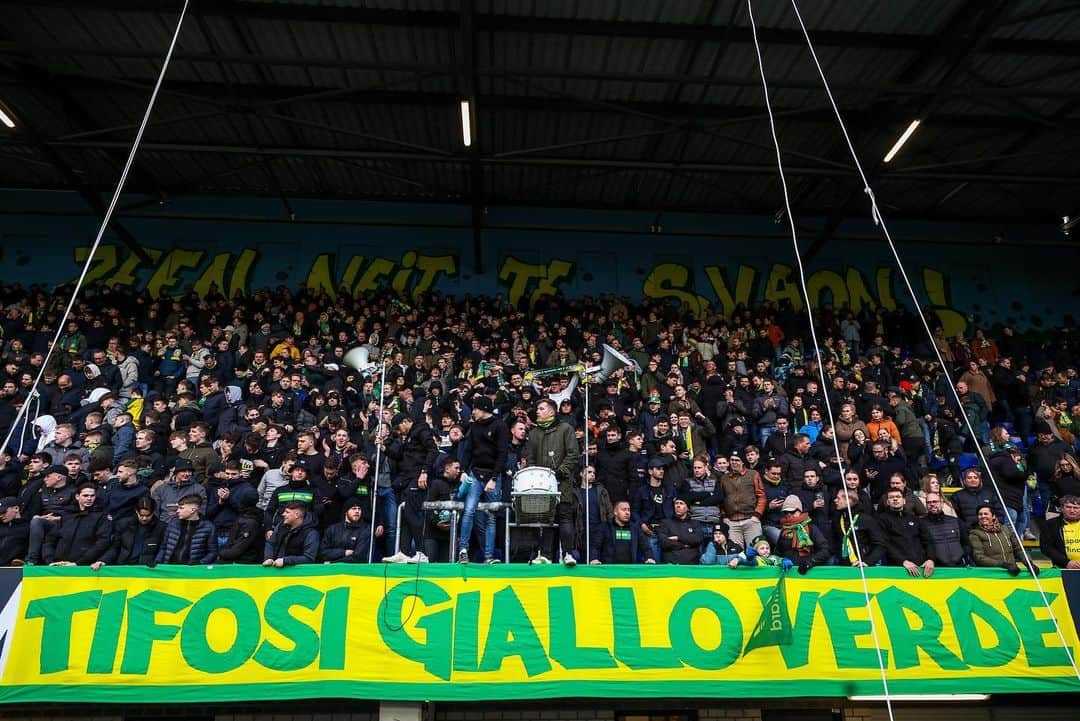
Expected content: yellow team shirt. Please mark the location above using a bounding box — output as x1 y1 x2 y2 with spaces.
1063 519 1080 562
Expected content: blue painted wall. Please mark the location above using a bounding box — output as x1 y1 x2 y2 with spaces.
1 189 1075 336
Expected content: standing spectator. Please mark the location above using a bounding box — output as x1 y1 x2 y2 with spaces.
658 496 702 565
384 412 437 563
1039 494 1080 569
0 496 29 565
524 398 581 566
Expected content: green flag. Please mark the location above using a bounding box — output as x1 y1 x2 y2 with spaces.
743 574 792 654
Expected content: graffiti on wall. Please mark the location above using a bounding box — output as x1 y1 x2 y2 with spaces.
68 243 968 335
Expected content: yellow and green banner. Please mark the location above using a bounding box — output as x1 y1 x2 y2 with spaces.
0 565 1078 703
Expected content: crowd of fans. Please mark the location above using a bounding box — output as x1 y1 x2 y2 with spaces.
0 280 1079 573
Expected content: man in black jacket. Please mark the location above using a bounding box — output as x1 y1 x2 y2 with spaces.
593 426 635 504
0 496 28 565
22 464 76 565
878 488 934 577
263 502 319 567
952 467 1006 531
832 488 885 567
659 496 701 564
43 482 111 569
459 397 508 563
107 497 164 565
918 492 971 567
1039 494 1080 569
155 494 217 566
217 492 264 564
320 500 371 563
598 499 653 564
385 413 438 562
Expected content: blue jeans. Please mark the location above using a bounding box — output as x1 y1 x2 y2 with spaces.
459 472 500 560
759 425 777 447
378 487 398 556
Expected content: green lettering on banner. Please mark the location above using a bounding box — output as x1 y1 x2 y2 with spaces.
547 587 616 671
318 587 350 670
181 589 261 674
478 587 552 677
818 589 889 669
87 590 127 674
252 586 322 672
668 590 742 670
610 587 681 669
876 587 966 670
1004 588 1073 667
25 590 102 674
377 580 453 681
120 589 192 675
453 590 481 672
946 588 1020 668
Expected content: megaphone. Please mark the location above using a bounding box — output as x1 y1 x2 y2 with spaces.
343 347 379 376
588 344 634 384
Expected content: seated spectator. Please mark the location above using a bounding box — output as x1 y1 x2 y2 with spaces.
320 499 371 563
701 522 743 566
217 491 265 564
155 494 217 566
43 482 111 569
598 499 653 564
264 501 319 567
775 494 831 573
969 504 1038 576
658 496 701 565
728 535 792 570
917 492 970 567
0 496 29 566
107 497 164 566
104 458 149 521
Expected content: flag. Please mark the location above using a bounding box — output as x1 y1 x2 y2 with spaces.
742 574 792 654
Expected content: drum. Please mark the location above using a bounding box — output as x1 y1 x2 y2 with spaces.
511 466 559 523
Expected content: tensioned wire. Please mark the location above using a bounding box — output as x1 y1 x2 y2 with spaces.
745 2 896 719
0 0 192 459
786 0 1080 686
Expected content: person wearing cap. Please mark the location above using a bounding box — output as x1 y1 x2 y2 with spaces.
43 482 111 569
775 494 831 574
154 493 216 566
524 397 581 566
631 456 674 561
22 464 76 565
264 501 319 567
458 395 509 563
658 495 701 565
319 497 371 563
640 393 665 441
263 458 322 532
152 458 207 523
700 522 744 566
385 412 437 562
0 496 28 566
597 499 653 565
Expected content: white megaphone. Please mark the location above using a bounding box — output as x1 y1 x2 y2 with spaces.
343 346 379 376
587 344 634 384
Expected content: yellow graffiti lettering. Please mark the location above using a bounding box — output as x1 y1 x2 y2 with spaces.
390 251 417 299
763 264 803 312
73 245 118 286
412 255 457 301
845 268 876 314
339 256 366 295
642 264 710 318
107 247 163 288
703 265 756 318
806 270 848 309
354 257 395 294
193 253 232 298
229 249 258 299
876 267 896 310
305 254 339 300
146 249 204 299
923 268 967 338
498 257 575 309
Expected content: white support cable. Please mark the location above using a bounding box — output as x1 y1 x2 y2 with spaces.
368 360 388 563
0 0 191 459
746 2 896 716
584 374 591 564
788 0 1080 685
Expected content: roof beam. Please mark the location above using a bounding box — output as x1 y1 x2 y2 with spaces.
4 2 1080 57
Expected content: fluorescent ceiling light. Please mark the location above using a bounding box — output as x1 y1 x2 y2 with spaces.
460 100 472 147
849 694 989 702
883 119 921 163
0 106 14 129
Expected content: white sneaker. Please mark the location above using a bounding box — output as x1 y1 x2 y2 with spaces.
562 553 577 567
530 555 552 565
408 552 429 564
458 548 470 563
383 551 410 563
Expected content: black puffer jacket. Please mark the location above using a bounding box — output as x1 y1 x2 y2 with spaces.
43 509 112 564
